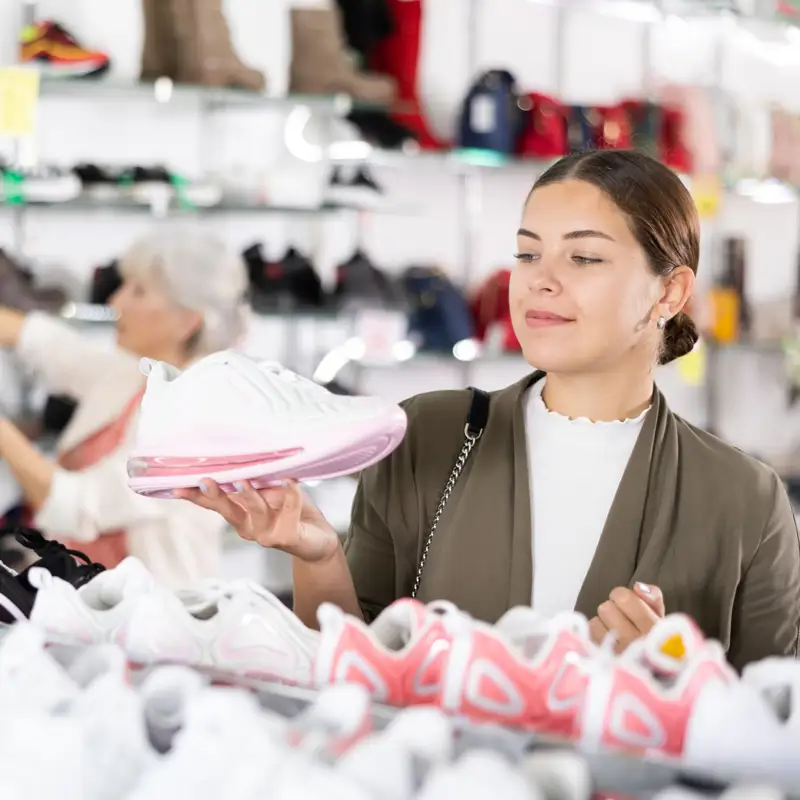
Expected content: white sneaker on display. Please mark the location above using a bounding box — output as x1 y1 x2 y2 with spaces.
0 623 78 712
64 649 157 800
127 351 407 498
122 579 319 683
127 686 287 800
419 751 534 800
138 665 207 754
28 557 156 645
336 706 454 800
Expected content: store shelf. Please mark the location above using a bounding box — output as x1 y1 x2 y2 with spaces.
0 195 417 217
37 77 365 114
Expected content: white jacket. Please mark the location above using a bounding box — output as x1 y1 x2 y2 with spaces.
17 313 224 589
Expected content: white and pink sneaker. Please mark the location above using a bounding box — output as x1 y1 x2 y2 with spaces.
436 607 596 736
121 578 320 685
574 614 739 759
126 351 407 498
314 599 462 707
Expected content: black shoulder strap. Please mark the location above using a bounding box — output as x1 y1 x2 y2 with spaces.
466 387 490 438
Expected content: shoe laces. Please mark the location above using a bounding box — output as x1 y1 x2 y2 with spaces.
12 526 105 587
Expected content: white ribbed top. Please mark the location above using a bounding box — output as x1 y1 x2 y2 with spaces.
525 380 648 616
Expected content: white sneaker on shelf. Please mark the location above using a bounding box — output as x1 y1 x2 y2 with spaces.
139 665 207 754
64 650 157 800
0 623 78 712
336 706 454 800
128 687 287 800
28 557 156 645
419 751 534 800
742 656 800 731
127 351 407 498
290 683 373 755
123 579 319 684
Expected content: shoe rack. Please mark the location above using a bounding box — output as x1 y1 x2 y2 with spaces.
2 0 794 437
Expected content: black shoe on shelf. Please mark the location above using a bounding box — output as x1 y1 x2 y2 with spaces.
0 527 106 624
333 250 406 311
327 166 384 209
243 243 325 313
89 259 122 305
347 110 417 150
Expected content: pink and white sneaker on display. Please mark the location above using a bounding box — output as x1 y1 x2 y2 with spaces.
28 557 156 646
126 351 408 498
314 599 462 707
437 607 596 736
575 614 740 759
121 579 319 685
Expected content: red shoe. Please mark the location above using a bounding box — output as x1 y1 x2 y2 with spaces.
20 21 110 79
575 614 736 758
314 599 460 707
437 608 596 736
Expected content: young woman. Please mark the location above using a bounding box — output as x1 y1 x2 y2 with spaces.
184 150 800 670
0 227 249 587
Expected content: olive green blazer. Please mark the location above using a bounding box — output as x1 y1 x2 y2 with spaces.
344 372 800 670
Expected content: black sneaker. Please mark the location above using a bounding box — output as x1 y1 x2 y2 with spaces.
243 244 324 312
0 527 106 624
327 166 384 209
89 259 122 305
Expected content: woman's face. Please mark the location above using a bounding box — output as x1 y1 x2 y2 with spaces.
110 274 200 362
510 179 667 375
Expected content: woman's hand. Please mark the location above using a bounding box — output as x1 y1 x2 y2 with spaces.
176 479 340 564
589 583 665 653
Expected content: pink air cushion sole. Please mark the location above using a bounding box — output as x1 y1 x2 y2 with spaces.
127 412 407 498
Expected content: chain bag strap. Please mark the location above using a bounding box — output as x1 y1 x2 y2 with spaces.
411 388 490 599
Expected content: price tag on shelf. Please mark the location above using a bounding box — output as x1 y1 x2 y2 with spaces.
690 174 722 220
352 309 409 365
676 340 706 386
0 67 39 137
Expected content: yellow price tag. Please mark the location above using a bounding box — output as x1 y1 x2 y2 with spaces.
690 174 722 220
676 341 706 386
0 67 39 137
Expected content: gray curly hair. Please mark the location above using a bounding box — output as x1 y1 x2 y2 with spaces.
119 225 250 355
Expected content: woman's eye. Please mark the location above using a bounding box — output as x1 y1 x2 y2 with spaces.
572 255 602 265
513 253 538 264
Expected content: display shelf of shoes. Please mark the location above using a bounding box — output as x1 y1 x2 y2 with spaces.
0 194 419 217
36 77 373 115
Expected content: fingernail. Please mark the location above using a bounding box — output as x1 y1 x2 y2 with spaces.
636 582 652 594
234 481 246 493
199 481 211 495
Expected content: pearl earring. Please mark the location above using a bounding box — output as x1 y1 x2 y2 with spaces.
657 316 666 330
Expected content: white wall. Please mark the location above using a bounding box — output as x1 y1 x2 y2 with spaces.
1 0 800 463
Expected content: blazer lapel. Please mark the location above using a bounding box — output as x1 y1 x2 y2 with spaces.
507 372 539 608
574 386 675 617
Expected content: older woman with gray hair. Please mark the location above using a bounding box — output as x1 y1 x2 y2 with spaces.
0 226 249 587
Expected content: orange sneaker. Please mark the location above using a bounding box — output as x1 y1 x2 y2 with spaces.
20 21 110 79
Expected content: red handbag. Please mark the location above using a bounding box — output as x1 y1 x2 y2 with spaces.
516 92 568 159
471 269 520 352
596 104 633 150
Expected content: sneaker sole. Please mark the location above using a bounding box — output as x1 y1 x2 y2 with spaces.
127 411 407 497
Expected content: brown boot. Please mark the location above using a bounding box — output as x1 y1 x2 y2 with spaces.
169 0 266 91
289 7 396 104
140 0 179 81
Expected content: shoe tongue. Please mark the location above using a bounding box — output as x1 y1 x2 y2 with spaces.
86 558 153 609
638 614 705 677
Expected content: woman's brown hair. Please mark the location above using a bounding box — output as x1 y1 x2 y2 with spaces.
530 150 700 365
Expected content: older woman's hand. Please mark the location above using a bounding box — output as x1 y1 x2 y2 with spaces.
588 583 665 653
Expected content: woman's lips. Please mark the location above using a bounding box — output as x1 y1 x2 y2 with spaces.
525 310 575 328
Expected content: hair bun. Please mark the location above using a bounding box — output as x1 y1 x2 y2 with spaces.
659 311 699 365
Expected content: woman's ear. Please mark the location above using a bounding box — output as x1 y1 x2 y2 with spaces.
659 265 695 318
177 308 204 349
